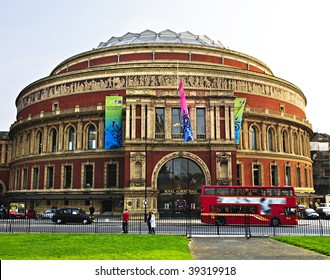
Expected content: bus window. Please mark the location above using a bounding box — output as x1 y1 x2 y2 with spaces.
204 188 215 195
244 188 251 195
272 189 280 196
260 189 266 196
234 188 244 195
251 189 260 196
215 188 229 195
281 189 292 196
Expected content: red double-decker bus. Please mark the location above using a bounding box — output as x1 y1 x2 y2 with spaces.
200 185 298 226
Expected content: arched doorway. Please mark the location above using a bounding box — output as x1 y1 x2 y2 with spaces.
156 155 208 217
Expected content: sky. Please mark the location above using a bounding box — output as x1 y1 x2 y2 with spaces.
0 0 329 135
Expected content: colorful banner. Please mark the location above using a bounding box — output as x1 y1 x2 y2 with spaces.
179 81 194 142
105 96 123 149
234 98 246 144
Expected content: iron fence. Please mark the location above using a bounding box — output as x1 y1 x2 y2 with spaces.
0 215 329 237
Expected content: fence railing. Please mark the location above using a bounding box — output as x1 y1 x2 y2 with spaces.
1 215 329 237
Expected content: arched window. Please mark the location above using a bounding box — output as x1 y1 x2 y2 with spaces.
50 128 57 152
267 127 275 151
37 131 43 154
282 130 289 153
87 124 96 149
249 126 258 150
293 132 298 154
68 126 75 151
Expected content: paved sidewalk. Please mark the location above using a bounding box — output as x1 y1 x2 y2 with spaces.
189 237 330 260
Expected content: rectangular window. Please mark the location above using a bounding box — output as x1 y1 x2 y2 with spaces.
285 166 292 186
271 165 278 186
46 166 54 189
297 166 302 187
304 167 308 188
196 108 206 139
171 108 183 139
22 168 28 190
253 164 261 186
32 167 39 189
15 169 20 190
236 164 242 186
155 108 165 139
84 164 93 188
106 163 117 188
64 165 72 189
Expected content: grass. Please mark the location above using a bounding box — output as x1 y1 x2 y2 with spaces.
273 236 330 256
0 234 192 260
1 234 330 260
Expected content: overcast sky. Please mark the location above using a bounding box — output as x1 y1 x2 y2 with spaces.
1 0 329 135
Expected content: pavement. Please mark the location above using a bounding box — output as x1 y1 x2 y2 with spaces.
189 236 330 260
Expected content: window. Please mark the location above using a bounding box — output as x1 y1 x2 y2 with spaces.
282 130 289 153
32 167 39 189
271 165 278 186
155 108 165 139
171 108 183 139
106 163 117 188
68 126 75 151
253 164 261 186
285 165 292 186
268 128 275 151
87 125 96 149
51 128 57 152
196 108 206 139
84 164 94 188
236 164 242 186
37 131 43 154
22 168 28 190
46 166 54 189
249 126 258 150
297 166 302 187
63 165 72 189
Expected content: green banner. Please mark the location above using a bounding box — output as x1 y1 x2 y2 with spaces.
105 96 123 149
234 98 246 144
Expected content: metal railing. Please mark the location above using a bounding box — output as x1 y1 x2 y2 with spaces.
1 215 329 237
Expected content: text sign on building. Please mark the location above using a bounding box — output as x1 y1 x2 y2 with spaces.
105 96 123 149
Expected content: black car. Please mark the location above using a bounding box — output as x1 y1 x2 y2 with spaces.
302 208 319 219
316 207 330 219
52 208 93 224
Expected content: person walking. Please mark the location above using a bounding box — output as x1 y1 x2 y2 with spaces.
147 212 152 233
150 212 156 234
122 208 130 233
89 205 95 218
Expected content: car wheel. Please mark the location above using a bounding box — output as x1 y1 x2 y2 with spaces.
82 219 89 225
216 217 226 226
270 217 280 227
56 219 62 224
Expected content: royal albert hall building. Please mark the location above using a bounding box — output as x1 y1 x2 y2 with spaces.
0 30 314 215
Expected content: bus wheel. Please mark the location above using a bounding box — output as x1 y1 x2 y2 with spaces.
216 217 226 226
270 217 280 227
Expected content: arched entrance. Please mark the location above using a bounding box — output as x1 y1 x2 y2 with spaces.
154 152 210 217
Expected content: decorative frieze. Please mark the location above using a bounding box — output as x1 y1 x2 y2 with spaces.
18 74 305 112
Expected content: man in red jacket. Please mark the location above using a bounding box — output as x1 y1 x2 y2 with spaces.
122 209 130 233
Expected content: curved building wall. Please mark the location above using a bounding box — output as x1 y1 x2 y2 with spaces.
6 36 313 215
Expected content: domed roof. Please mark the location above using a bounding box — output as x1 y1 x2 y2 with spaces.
97 29 225 49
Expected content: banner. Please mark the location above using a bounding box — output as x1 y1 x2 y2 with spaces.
104 96 123 149
234 98 246 144
179 81 194 142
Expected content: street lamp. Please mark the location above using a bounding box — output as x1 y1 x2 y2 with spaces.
144 136 148 222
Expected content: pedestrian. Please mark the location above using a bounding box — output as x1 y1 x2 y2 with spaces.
150 212 156 234
122 208 130 233
1 205 6 219
89 205 95 218
147 212 152 233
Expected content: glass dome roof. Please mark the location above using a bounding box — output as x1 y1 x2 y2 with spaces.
97 29 225 49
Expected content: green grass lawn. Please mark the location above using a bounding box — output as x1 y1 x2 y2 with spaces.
1 234 329 260
0 234 192 260
273 236 330 256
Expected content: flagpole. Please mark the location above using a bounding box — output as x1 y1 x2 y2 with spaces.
177 60 179 90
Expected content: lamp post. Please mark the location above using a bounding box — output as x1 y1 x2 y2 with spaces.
144 136 148 222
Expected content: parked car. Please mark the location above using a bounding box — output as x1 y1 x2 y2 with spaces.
41 209 56 219
302 208 319 219
9 209 37 219
316 207 330 219
319 203 330 208
52 208 92 224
